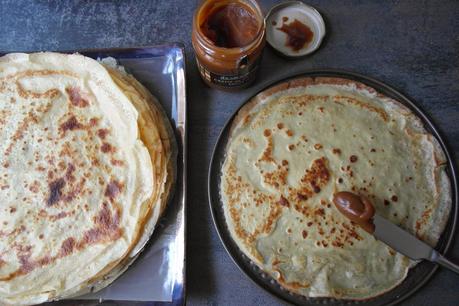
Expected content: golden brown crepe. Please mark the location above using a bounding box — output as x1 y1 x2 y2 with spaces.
220 77 451 299
0 52 175 305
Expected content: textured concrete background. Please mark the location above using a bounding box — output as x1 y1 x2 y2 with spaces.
1 1 458 305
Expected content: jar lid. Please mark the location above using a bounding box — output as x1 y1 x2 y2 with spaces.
265 1 326 58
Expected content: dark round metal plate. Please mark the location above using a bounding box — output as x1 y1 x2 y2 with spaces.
208 70 458 305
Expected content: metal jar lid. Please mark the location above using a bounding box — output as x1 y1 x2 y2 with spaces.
265 1 326 58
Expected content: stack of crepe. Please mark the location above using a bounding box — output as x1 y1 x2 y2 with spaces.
0 52 175 305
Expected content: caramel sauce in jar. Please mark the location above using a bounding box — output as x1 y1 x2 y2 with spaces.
192 0 266 90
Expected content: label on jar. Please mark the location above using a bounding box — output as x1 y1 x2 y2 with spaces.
197 57 261 88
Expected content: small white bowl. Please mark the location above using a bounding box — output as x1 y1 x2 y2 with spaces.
266 1 326 58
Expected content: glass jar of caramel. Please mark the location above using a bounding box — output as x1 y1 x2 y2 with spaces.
192 0 266 90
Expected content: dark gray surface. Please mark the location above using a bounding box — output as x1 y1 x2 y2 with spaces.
1 1 458 305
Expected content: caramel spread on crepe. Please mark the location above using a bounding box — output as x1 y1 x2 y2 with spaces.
0 53 175 305
333 192 375 233
220 77 451 299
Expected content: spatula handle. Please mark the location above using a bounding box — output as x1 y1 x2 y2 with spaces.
431 251 459 274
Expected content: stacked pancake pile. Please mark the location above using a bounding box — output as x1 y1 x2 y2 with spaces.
0 53 175 305
220 77 451 299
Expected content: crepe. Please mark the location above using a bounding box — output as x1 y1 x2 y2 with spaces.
0 52 175 305
220 77 451 299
